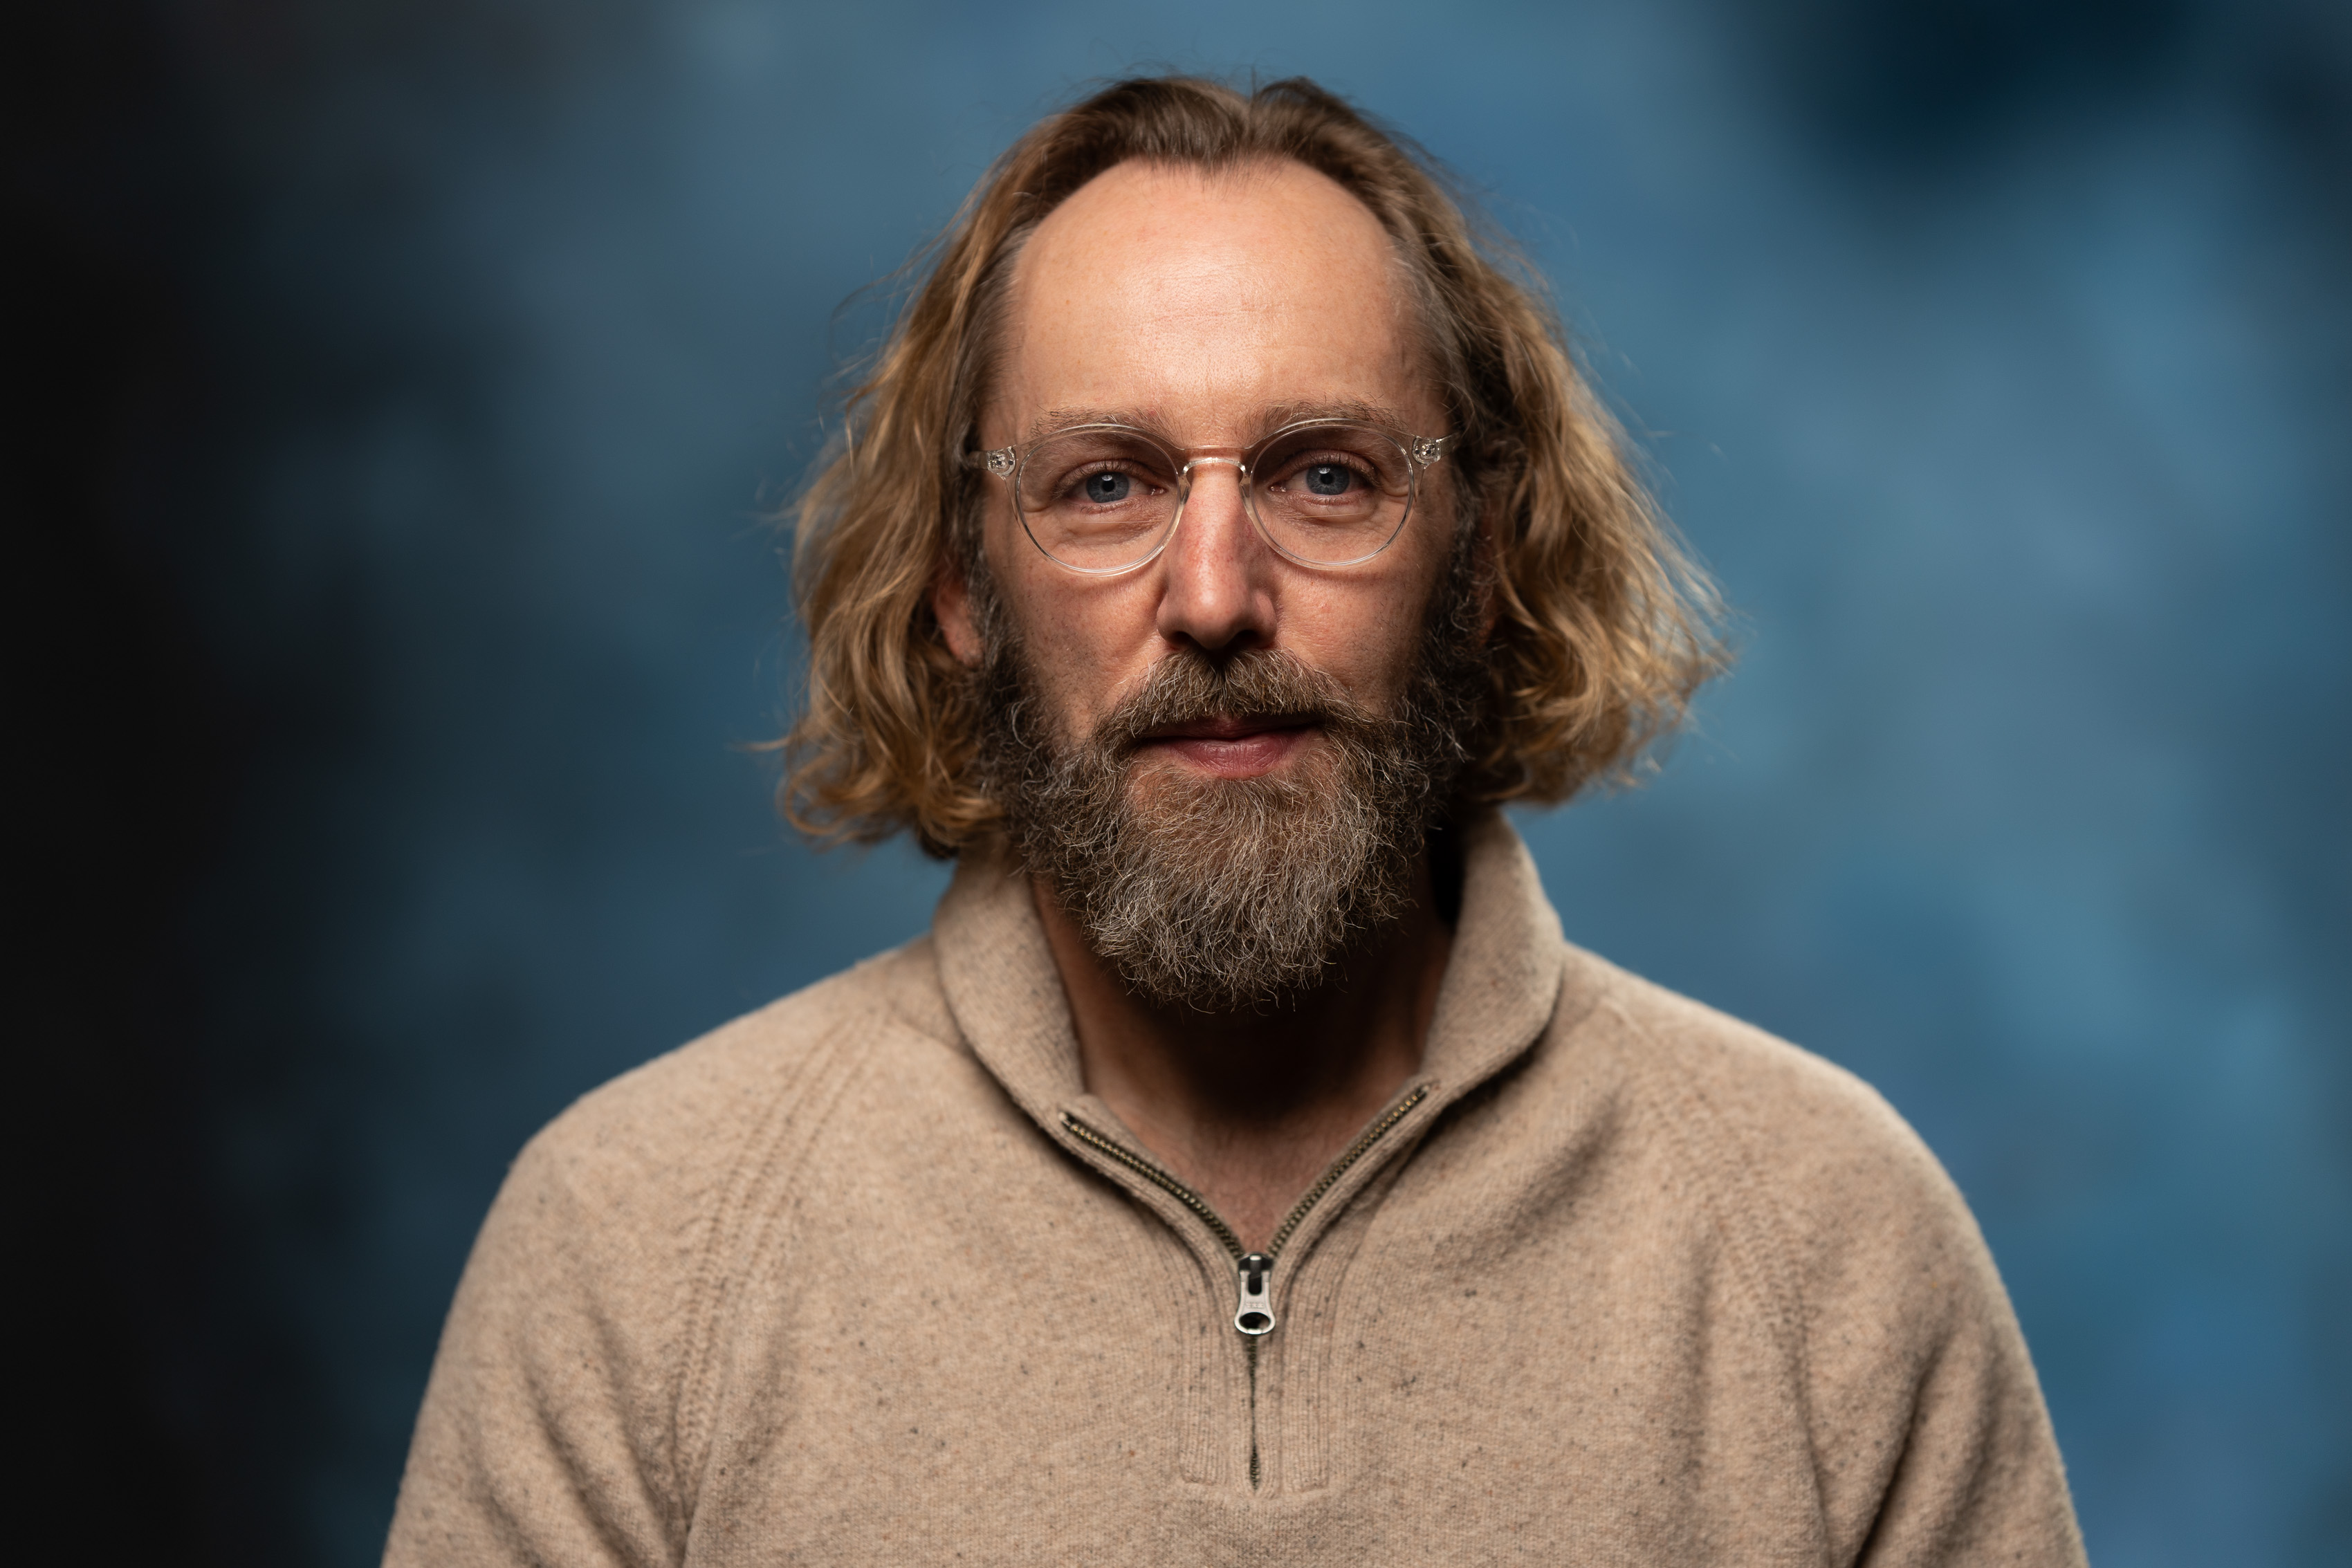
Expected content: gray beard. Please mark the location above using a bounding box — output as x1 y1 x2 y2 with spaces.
972 535 1487 1013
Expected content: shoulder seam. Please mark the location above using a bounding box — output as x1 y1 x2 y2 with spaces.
1608 989 1821 1447
665 1002 878 1522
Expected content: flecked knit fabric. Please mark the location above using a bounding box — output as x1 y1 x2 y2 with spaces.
385 813 2085 1565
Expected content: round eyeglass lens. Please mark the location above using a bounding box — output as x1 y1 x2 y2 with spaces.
1015 427 1184 572
1247 423 1415 566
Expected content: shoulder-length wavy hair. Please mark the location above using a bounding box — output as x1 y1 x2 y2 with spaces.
782 74 1726 857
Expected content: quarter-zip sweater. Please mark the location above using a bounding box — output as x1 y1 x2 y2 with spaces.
386 815 2085 1566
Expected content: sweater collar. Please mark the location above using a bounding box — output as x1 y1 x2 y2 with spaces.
932 811 1568 1130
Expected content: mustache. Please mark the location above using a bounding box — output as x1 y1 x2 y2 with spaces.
1094 647 1378 754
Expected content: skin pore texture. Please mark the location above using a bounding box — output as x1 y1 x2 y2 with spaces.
932 158 1470 1250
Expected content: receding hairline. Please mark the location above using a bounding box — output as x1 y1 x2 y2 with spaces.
986 151 1450 448
1036 148 1379 205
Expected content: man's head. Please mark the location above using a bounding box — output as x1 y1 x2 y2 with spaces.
784 76 1723 999
946 156 1489 1008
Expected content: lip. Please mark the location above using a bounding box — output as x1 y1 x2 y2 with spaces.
1137 714 1317 743
1134 715 1319 780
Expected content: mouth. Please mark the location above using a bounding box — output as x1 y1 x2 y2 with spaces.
1132 714 1321 780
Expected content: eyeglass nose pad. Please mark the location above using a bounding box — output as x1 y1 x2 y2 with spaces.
1171 455 1249 533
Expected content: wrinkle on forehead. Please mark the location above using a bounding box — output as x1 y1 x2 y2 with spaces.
1022 398 1424 448
995 157 1433 443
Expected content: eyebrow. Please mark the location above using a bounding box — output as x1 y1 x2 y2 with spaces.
1022 398 1420 447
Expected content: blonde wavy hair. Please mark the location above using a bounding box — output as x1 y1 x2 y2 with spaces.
782 75 1727 857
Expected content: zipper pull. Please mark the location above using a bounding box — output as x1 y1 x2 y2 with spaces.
1234 1251 1275 1336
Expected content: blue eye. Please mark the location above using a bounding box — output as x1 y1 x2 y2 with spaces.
1303 463 1354 496
1083 472 1132 504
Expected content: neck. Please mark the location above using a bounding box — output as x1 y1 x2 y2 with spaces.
1033 854 1453 1252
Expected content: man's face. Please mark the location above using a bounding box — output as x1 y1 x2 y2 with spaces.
938 156 1479 1008
945 156 1458 768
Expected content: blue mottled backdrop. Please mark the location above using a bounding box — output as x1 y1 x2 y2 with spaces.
20 1 2348 1562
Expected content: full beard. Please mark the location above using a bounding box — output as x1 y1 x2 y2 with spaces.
971 533 1488 1013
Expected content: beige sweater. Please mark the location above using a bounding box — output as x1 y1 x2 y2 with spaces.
386 815 2084 1565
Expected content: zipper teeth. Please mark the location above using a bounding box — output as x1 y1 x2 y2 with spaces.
1060 1082 1430 1265
1063 1114 1247 1260
1265 1085 1428 1257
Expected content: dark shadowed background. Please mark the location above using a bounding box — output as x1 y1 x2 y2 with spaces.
15 1 2350 1563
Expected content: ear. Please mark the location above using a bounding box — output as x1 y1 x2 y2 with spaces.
932 560 984 668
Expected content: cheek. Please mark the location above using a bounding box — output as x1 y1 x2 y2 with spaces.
1273 574 1426 705
986 533 1155 725
1348 510 1460 663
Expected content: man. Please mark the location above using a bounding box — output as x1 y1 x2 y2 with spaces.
387 76 2084 1565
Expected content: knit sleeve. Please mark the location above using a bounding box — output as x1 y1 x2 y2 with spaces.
381 1115 702 1568
1737 1060 2086 1568
1830 1140 2086 1568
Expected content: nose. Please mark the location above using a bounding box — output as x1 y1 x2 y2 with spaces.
1155 459 1277 656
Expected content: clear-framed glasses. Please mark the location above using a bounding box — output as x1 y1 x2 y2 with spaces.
969 418 1452 575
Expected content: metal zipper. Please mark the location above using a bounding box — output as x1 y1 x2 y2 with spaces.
1262 1086 1430 1259
1234 1252 1274 1334
1061 1114 1246 1257
1060 1082 1428 1338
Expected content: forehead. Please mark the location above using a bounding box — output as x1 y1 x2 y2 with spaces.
998 158 1427 439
